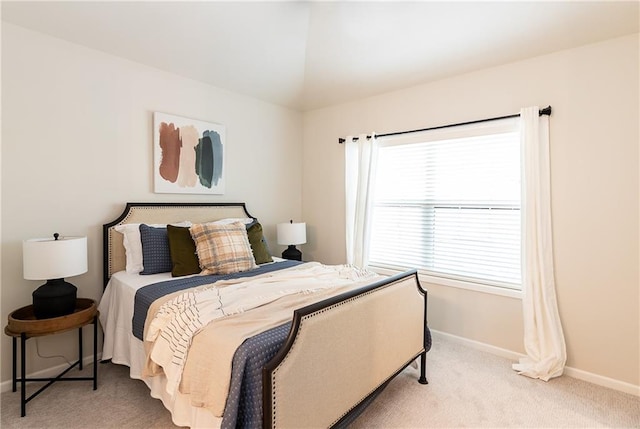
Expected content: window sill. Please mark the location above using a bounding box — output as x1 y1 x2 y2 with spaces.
370 266 523 299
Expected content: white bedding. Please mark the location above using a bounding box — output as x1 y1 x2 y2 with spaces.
99 258 287 368
99 270 221 428
98 262 377 428
99 259 288 428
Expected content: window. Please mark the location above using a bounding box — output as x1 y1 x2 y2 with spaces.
368 119 521 290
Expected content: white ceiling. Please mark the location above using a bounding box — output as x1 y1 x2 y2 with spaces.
2 1 638 111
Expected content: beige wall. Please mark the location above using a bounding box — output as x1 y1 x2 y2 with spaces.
1 23 303 384
302 34 639 386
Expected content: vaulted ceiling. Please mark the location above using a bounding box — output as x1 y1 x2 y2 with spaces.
3 1 638 111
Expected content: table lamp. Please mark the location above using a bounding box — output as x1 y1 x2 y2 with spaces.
23 234 88 319
277 220 306 261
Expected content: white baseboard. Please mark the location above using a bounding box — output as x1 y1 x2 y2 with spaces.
4 333 638 398
431 329 526 360
1 353 102 394
562 366 640 397
430 329 640 397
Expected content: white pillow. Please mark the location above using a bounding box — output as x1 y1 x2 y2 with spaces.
114 221 190 274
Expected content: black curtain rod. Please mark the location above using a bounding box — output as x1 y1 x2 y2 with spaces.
338 106 551 144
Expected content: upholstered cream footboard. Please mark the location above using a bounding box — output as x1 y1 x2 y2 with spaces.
263 270 428 429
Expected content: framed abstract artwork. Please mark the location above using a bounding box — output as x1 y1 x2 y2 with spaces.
153 112 225 194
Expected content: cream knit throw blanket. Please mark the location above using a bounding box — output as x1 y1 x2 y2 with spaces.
143 262 381 416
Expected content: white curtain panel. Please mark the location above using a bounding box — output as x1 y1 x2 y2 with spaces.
512 106 567 381
345 134 378 267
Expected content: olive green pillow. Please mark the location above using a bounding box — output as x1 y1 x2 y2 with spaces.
246 221 273 264
167 225 201 277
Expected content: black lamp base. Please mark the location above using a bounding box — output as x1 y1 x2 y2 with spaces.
32 279 77 319
282 245 302 261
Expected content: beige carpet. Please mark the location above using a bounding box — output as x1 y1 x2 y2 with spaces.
2 332 638 428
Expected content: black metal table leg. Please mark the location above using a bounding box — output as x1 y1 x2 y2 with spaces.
92 316 98 390
20 333 26 417
78 327 83 371
12 336 17 392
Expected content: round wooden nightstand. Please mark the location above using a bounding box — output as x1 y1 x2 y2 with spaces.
4 298 99 417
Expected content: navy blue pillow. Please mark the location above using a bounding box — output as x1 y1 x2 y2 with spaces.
140 224 173 275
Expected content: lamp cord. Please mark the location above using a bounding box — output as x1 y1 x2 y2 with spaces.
35 338 73 367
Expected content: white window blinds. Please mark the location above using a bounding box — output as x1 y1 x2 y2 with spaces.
369 119 521 289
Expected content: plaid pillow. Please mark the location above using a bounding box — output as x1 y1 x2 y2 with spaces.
190 221 257 275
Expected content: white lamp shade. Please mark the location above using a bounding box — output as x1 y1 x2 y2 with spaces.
23 236 88 280
277 222 306 246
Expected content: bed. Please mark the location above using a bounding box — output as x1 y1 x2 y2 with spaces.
98 202 430 428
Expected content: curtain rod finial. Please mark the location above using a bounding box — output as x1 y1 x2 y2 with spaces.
540 106 552 116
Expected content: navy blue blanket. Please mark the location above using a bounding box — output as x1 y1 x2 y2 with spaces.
132 260 302 341
222 322 291 428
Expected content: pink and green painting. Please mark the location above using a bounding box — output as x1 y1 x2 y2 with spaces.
154 112 225 194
